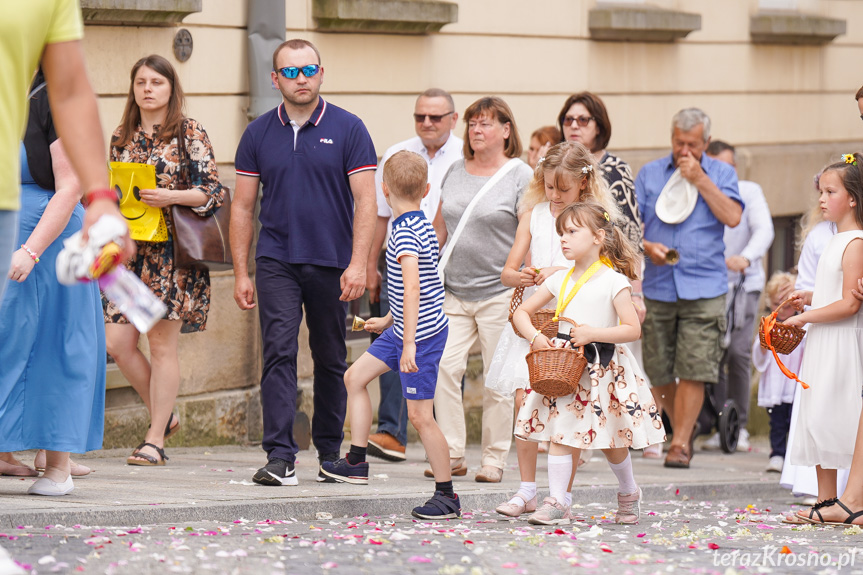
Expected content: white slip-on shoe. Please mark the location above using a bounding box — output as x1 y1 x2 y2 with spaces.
28 474 74 496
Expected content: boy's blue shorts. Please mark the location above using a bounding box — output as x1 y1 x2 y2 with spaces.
366 326 448 401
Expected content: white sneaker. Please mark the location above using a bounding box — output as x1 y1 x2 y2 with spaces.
736 429 750 451
28 474 74 496
766 455 784 473
701 432 721 451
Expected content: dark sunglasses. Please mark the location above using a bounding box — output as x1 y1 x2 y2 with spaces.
413 111 454 124
563 115 594 128
277 64 320 79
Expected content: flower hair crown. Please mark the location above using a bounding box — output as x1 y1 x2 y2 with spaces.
843 153 858 166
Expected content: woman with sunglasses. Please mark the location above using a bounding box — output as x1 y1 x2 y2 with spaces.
557 93 655 455
106 54 225 467
431 97 533 483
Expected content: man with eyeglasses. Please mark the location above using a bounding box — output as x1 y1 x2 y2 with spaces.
363 88 463 463
635 108 743 470
232 38 378 487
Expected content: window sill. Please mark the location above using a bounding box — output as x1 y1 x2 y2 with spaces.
750 11 846 45
312 0 458 34
80 0 202 26
588 4 701 43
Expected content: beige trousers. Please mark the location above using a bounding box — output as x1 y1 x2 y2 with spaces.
435 290 514 469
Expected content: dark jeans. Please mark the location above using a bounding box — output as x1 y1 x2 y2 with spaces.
256 258 347 463
370 272 408 445
769 402 793 458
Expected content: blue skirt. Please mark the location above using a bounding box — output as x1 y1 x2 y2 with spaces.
0 185 106 453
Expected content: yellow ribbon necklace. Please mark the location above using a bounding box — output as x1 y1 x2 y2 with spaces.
553 258 612 321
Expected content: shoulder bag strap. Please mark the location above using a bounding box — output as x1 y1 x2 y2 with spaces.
437 157 522 281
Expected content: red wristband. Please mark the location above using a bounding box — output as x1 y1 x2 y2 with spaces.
83 188 119 207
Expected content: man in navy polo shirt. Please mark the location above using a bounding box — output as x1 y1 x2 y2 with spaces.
231 38 377 486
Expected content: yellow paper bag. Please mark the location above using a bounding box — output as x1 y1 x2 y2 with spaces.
109 162 168 242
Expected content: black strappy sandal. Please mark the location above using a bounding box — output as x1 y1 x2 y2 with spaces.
796 497 838 524
126 443 169 466
811 499 863 526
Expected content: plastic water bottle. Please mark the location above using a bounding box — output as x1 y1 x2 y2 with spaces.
97 266 166 333
56 214 166 333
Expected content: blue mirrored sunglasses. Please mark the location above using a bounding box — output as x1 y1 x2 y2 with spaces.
277 65 320 79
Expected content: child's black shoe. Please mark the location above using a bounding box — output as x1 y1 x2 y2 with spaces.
411 491 461 520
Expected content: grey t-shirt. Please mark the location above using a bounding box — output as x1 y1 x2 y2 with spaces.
440 159 533 301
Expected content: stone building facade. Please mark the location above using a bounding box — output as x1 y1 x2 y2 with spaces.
78 0 862 447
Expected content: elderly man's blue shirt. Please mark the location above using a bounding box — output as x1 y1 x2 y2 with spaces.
636 153 743 302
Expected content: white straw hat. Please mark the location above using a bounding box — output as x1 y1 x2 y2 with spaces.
655 168 697 224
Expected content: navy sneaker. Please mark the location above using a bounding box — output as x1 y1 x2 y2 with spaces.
252 458 297 486
320 456 369 485
317 452 339 483
411 491 461 520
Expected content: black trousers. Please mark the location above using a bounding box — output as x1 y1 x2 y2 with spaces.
769 402 793 458
256 257 347 463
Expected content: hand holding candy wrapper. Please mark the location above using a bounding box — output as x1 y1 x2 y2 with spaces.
57 215 166 333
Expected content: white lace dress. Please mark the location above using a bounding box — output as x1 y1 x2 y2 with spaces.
485 202 569 396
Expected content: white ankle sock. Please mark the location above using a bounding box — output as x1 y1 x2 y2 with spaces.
547 454 572 504
608 453 638 495
509 481 537 506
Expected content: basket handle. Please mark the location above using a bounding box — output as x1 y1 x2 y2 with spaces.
770 296 797 319
532 316 584 352
508 285 525 319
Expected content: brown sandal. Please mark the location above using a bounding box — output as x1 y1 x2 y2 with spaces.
126 443 169 466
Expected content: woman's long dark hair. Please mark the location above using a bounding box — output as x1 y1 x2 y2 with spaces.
114 54 185 148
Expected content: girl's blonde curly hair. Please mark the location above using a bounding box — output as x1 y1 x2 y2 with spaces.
519 141 621 223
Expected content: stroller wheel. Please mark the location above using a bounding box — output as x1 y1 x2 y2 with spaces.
718 399 740 453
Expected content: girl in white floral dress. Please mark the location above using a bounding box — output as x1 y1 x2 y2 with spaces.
513 201 666 525
485 142 621 518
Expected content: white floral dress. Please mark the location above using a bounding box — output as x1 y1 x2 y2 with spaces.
485 202 570 396
515 268 667 450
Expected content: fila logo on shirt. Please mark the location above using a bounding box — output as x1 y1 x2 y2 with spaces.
319 138 333 144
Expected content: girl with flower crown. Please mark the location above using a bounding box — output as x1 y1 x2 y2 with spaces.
782 153 863 525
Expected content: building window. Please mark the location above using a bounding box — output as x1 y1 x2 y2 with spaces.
767 215 802 276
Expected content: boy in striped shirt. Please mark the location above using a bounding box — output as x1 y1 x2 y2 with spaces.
321 151 459 519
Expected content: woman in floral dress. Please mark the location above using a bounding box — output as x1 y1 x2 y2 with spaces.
106 55 224 466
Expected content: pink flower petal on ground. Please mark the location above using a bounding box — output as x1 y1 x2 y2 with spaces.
321 562 338 569
501 562 519 568
636 533 646 538
408 556 432 563
708 543 720 549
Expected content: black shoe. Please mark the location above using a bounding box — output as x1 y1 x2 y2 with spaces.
321 456 369 485
317 452 338 483
253 458 297 486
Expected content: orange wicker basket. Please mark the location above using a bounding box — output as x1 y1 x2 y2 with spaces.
525 316 587 398
508 285 558 339
758 297 805 355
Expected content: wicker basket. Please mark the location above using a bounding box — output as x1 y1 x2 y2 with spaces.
758 297 805 355
525 316 587 398
508 285 558 339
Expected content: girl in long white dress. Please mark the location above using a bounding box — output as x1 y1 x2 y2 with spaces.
782 154 863 524
512 201 666 526
485 142 621 518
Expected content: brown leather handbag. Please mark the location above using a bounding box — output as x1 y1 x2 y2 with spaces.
171 120 233 271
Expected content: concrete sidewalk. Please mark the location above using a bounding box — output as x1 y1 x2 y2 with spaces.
0 438 795 528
